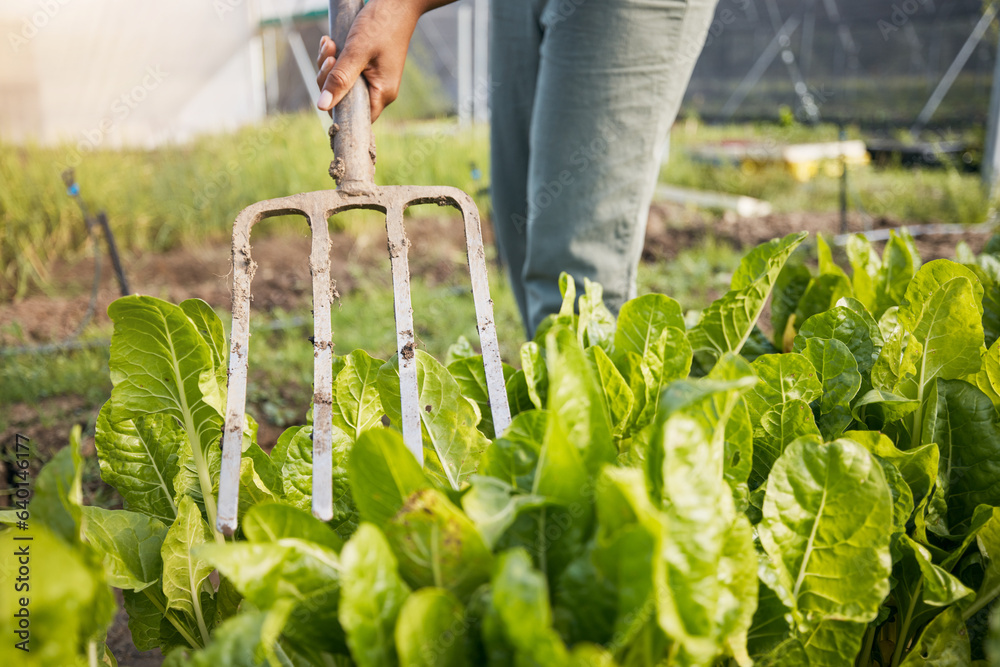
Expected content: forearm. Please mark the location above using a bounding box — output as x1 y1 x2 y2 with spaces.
416 0 460 13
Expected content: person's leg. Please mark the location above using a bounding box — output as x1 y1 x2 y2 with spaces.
489 0 546 334
523 0 719 335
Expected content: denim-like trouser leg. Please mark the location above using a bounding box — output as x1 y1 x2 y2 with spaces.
490 0 719 337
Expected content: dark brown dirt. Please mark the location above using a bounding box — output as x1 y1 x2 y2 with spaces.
1 216 480 347
643 202 993 263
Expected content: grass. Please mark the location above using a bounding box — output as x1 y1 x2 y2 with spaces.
0 115 490 299
4 113 992 299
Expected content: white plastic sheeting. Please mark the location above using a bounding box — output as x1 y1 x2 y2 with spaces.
0 0 267 148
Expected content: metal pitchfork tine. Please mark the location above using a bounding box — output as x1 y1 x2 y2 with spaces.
215 0 511 536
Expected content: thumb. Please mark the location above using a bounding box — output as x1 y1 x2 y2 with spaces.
318 42 369 111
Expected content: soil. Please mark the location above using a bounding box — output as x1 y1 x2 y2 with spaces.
1 204 994 665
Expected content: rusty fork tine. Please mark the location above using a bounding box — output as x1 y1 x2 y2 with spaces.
385 204 423 464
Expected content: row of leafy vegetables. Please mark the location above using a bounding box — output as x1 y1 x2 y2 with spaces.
8 229 1000 666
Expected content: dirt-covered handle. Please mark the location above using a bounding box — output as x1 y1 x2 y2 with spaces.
329 0 376 194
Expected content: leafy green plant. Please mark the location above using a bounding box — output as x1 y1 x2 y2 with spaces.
12 229 1000 665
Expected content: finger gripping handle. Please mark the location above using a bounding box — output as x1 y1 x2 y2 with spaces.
330 0 376 194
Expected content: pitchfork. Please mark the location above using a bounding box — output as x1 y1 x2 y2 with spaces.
215 0 511 536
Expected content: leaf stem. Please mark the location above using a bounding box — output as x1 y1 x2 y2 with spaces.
962 579 1000 621
857 623 876 667
143 588 204 650
431 523 443 588
891 581 921 667
538 507 548 578
182 413 224 545
189 569 212 646
273 641 296 667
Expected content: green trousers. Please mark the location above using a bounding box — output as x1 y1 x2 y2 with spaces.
489 0 719 337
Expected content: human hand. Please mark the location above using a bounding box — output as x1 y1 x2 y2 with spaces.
315 0 425 121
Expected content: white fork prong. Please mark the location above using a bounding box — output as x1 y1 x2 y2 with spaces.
385 204 423 465
309 206 335 521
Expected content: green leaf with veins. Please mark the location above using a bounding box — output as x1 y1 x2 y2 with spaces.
577 277 617 350
851 388 919 431
651 362 759 666
959 503 1000 622
180 298 228 397
587 345 634 439
277 424 358 539
875 229 921 318
871 325 922 393
796 337 861 414
770 260 812 350
844 430 939 509
751 397 820 490
759 437 892 630
875 458 914 535
799 618 867 667
689 232 807 365
892 534 974 660
793 273 854 332
95 404 181 524
744 353 823 423
592 468 662 660
82 506 167 591
161 496 214 645
898 607 972 666
30 435 84 543
379 351 490 490
449 354 517 438
241 502 344 552
795 303 879 377
331 349 386 441
108 296 226 535
747 581 792 660
894 264 984 446
521 341 548 411
846 234 881 314
613 293 685 360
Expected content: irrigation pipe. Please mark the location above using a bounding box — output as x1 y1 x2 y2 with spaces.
832 221 998 246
